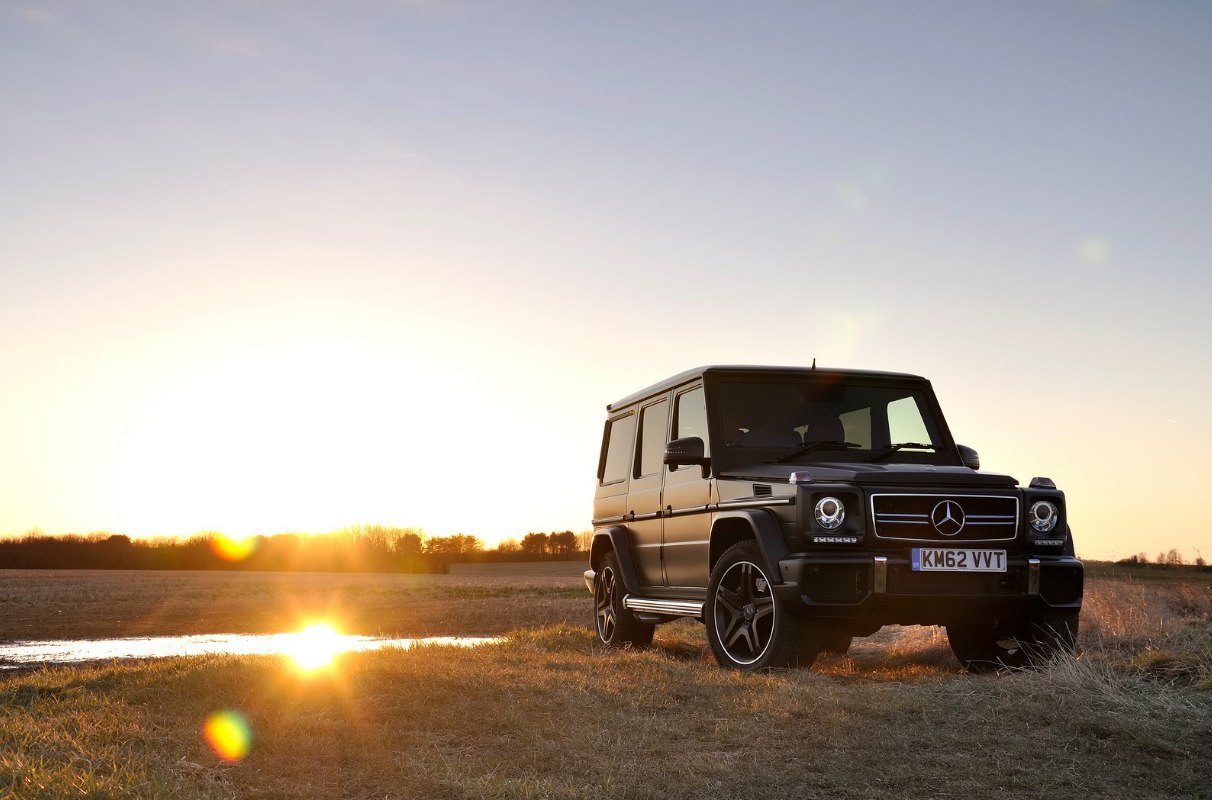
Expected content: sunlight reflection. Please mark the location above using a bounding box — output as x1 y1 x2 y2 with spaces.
203 710 252 762
284 622 344 671
0 633 503 667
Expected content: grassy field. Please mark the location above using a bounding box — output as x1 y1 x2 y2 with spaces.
0 566 586 641
1 567 1209 799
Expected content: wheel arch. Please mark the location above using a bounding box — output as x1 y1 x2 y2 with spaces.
590 527 642 595
710 509 791 584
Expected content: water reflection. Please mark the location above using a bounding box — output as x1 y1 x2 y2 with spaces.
0 632 501 668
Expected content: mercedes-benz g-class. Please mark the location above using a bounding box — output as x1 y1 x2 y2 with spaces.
585 365 1083 671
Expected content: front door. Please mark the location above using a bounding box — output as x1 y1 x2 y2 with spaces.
662 386 712 589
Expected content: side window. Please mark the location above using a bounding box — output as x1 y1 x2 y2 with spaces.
599 412 637 485
672 387 709 468
636 400 669 478
840 407 872 449
887 396 932 444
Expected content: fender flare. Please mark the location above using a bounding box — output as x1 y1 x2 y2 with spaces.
711 509 791 584
590 526 642 595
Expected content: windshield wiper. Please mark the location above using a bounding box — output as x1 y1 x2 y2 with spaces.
867 442 941 462
768 440 861 464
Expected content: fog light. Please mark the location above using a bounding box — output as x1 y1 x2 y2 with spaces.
1029 500 1059 533
815 496 845 530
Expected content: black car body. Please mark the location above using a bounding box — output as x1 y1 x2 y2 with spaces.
586 365 1083 671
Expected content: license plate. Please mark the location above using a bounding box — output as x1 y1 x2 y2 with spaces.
911 548 1006 573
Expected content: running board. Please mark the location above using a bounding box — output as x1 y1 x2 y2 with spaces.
623 596 704 617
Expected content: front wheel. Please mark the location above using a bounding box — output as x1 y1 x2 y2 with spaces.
705 541 818 671
947 614 1079 672
594 551 655 649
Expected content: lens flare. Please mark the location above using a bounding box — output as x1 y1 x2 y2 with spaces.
285 622 344 671
1078 236 1111 265
210 532 257 561
203 710 252 762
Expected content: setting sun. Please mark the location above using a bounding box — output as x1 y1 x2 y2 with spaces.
209 532 257 562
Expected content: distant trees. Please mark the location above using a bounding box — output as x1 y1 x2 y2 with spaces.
1114 549 1208 571
1157 549 1186 567
513 531 579 558
0 526 589 573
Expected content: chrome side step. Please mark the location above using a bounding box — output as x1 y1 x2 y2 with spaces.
623 596 704 617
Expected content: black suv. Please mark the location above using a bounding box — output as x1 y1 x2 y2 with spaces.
585 365 1083 671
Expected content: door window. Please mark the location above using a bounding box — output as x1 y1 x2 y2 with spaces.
672 387 709 468
636 400 669 478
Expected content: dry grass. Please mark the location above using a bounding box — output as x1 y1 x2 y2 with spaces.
1 570 1209 799
0 569 586 641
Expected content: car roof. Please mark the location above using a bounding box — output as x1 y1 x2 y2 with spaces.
606 365 928 412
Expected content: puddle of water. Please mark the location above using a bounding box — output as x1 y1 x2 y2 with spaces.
0 633 502 669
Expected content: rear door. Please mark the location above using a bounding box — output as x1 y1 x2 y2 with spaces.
627 398 669 588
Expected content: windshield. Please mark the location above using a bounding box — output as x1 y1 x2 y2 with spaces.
712 378 954 467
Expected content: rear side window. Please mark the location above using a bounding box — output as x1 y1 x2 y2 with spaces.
637 400 669 478
599 412 637 485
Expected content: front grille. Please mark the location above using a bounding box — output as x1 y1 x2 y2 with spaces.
871 494 1019 543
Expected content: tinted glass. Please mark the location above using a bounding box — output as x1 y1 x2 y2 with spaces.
716 379 948 464
637 400 668 477
674 387 709 457
600 413 636 484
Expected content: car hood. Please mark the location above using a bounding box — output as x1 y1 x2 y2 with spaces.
718 461 1020 488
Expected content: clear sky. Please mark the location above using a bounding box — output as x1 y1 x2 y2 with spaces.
2 1 1209 561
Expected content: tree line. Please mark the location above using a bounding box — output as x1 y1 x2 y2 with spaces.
1113 549 1208 569
0 527 590 573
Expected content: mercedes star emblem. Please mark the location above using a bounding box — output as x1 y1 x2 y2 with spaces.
931 500 966 536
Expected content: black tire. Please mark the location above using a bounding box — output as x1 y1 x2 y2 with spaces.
947 614 1079 673
594 551 655 649
705 541 819 671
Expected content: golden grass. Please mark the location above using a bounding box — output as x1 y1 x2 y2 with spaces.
1 571 1209 799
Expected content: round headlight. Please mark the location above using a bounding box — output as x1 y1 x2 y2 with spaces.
1029 500 1059 533
814 496 846 530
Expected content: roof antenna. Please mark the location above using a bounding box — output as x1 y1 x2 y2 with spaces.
811 358 817 370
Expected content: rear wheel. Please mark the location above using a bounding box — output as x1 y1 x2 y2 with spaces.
594 551 655 648
947 614 1079 672
706 541 819 671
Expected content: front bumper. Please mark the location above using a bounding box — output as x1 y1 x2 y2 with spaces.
773 552 1083 626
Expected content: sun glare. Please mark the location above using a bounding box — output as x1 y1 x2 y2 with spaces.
209 532 257 561
285 622 345 671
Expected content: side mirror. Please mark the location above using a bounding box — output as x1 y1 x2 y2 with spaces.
664 436 710 477
957 445 980 471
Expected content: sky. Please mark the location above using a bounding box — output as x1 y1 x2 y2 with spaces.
2 0 1209 561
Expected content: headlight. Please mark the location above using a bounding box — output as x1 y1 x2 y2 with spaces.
814 496 846 530
1029 500 1059 533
